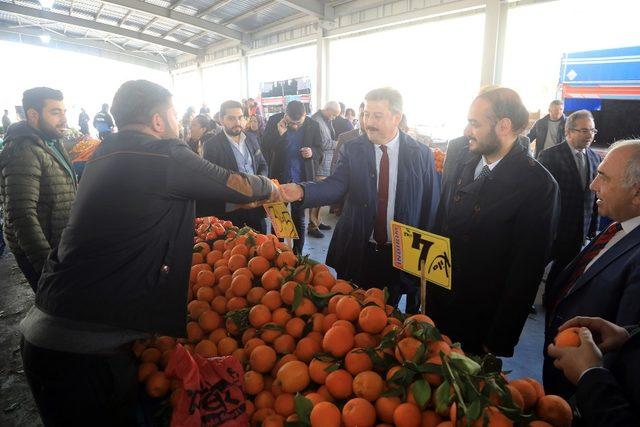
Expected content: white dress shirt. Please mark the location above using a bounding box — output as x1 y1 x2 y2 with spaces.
584 215 640 272
371 132 400 243
473 155 503 180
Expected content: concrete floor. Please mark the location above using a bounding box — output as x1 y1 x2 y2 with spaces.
301 208 545 382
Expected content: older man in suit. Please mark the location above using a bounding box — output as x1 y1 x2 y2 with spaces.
200 100 269 233
538 110 601 307
279 88 440 313
430 87 560 357
544 139 640 399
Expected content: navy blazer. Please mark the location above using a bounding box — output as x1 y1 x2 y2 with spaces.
544 224 640 398
538 141 600 260
301 132 440 284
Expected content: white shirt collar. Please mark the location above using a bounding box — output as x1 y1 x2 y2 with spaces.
224 129 246 145
374 131 400 151
481 155 502 171
567 141 586 155
621 215 640 233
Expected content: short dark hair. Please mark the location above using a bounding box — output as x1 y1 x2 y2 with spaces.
22 87 63 114
549 100 564 108
345 108 355 116
220 100 243 118
339 102 346 113
111 80 172 128
193 114 215 131
475 87 529 134
285 100 305 121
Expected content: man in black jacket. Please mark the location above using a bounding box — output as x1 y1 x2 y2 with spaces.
430 87 559 356
200 100 269 233
20 80 276 426
262 100 323 254
528 100 566 158
548 316 639 426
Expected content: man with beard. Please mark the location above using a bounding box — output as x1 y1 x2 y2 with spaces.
430 87 559 356
538 110 601 307
0 87 77 291
279 88 440 313
200 100 269 233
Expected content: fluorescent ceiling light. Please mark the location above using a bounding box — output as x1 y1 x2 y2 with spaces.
39 34 51 43
40 0 55 9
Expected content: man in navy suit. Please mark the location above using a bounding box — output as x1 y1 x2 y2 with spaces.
200 100 269 232
544 139 640 399
279 88 440 313
538 110 601 307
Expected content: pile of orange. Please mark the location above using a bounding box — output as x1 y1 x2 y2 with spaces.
133 216 573 427
432 148 445 174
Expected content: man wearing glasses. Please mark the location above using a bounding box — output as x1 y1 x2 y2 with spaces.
539 110 602 308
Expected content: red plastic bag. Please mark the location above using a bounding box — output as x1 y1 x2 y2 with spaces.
165 344 248 427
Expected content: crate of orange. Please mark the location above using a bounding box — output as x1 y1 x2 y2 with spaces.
133 217 573 427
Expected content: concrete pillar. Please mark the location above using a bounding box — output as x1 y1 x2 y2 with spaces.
196 58 205 106
315 29 329 111
239 51 249 99
480 0 504 86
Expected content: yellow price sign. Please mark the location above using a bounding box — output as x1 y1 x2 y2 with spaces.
264 202 299 239
390 221 452 290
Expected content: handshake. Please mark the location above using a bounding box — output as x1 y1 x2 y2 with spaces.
233 182 304 210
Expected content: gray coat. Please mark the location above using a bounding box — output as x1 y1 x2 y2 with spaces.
311 111 336 177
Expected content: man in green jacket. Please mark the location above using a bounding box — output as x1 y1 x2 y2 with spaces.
0 87 77 291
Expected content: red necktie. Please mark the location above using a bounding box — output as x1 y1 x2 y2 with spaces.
374 145 389 246
552 221 622 309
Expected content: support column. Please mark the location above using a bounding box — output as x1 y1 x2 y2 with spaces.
494 1 508 85
239 51 249 99
315 29 329 111
196 57 205 106
480 0 505 86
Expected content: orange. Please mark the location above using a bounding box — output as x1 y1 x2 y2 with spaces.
424 355 443 386
208 328 227 344
194 339 217 358
332 280 354 295
310 401 341 427
358 305 388 334
262 290 283 311
274 334 296 355
198 310 221 332
186 322 204 342
325 369 353 400
154 336 175 352
141 347 162 363
262 268 284 290
217 337 238 356
146 371 170 397
306 331 323 344
276 251 297 268
258 240 278 260
247 286 268 305
345 348 374 375
332 319 356 335
250 345 277 373
309 358 333 384
192 252 204 265
255 390 276 409
322 325 355 357
352 371 384 401
274 393 296 417
244 337 266 357
196 269 216 287
280 281 299 305
262 414 284 427
217 274 232 292
226 296 248 311
535 395 572 427
232 267 254 280
554 327 581 347
232 348 247 365
529 422 553 427
509 379 538 410
375 396 401 424
249 304 272 328
305 392 326 406
294 298 318 317
523 377 545 401
228 253 247 271
230 275 252 297
421 410 443 427
252 408 276 424
427 340 451 358
137 362 158 382
395 337 423 362
272 307 292 326
244 370 265 395
506 384 524 409
336 296 361 322
285 317 306 339
322 313 338 332
248 256 271 276
196 286 215 302
342 398 376 427
276 360 310 393
472 407 513 427
312 270 336 290
230 243 249 257
188 300 210 319
354 332 380 349
393 402 422 427
206 250 223 266
260 325 283 343
327 295 343 314
271 354 298 379
294 337 322 363
293 265 314 283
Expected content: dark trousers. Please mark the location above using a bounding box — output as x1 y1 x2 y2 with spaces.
290 201 305 255
13 252 41 293
21 338 138 427
361 242 420 314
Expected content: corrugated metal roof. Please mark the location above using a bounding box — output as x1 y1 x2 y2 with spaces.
234 2 297 31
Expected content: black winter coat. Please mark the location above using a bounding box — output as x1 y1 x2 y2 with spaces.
35 131 274 337
431 141 560 356
527 114 566 158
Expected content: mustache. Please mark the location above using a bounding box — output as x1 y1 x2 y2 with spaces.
366 127 379 132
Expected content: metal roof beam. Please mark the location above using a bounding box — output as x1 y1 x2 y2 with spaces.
164 23 183 38
98 0 243 41
0 2 200 55
274 0 328 19
196 0 233 18
119 10 132 26
0 23 170 70
221 0 277 25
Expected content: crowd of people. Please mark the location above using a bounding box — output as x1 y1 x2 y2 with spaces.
0 80 638 426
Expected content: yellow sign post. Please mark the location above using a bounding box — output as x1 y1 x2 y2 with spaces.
390 221 452 314
264 202 299 241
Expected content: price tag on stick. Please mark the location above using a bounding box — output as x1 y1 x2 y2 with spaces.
264 202 299 240
390 221 452 313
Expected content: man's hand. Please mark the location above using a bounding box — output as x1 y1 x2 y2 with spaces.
279 183 304 202
559 316 630 353
547 328 603 385
277 118 288 136
300 147 312 159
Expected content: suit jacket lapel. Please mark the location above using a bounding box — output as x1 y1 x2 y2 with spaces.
395 134 410 220
586 149 599 183
565 226 640 298
456 148 481 193
559 142 583 189
220 137 240 171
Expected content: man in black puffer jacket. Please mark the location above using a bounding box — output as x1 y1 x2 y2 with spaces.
20 80 277 426
0 87 77 291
